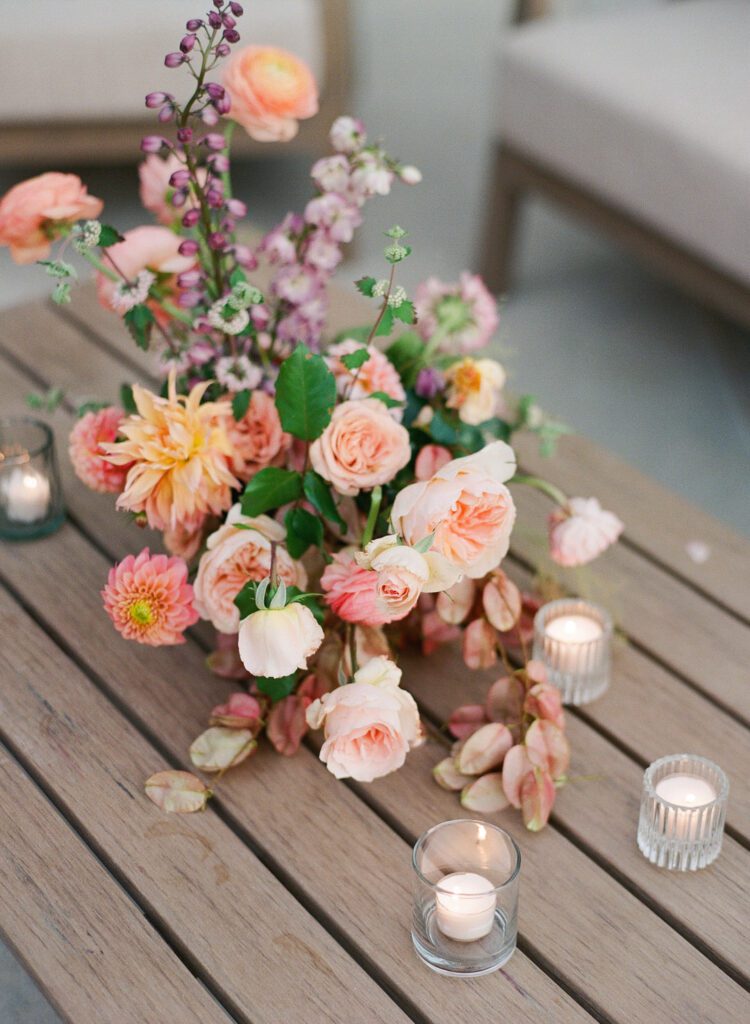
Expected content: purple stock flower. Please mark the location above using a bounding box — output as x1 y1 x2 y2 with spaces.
310 155 350 194
304 193 362 244
180 34 197 54
178 289 204 308
164 52 185 68
415 367 445 399
304 230 342 273
272 263 322 305
232 244 258 270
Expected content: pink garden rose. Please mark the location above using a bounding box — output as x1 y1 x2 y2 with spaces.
68 406 130 494
102 548 198 646
306 657 420 782
226 390 291 482
222 46 318 143
320 550 389 627
549 497 624 567
414 444 452 481
391 441 517 578
0 172 103 264
95 225 195 318
414 272 498 353
326 339 406 416
139 153 207 226
194 507 306 634
310 398 411 496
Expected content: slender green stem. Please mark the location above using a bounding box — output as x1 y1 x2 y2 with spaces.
361 485 382 548
160 299 195 325
511 473 568 508
365 264 395 347
347 622 358 680
423 324 448 360
221 121 235 198
80 249 120 282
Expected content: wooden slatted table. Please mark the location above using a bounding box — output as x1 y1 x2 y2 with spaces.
1 287 749 1024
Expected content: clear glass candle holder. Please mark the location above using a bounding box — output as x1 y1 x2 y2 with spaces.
637 754 728 871
0 418 64 541
532 598 613 705
412 820 520 977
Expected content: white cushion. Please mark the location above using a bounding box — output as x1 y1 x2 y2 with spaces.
498 1 750 284
0 0 325 122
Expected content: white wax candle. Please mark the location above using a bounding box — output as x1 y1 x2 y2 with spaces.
655 774 717 842
0 466 51 524
544 613 603 674
435 872 496 943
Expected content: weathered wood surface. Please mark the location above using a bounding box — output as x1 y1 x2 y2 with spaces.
1 290 749 1023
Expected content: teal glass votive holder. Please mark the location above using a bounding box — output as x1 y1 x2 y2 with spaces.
0 418 65 540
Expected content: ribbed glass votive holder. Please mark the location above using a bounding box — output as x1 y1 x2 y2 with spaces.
412 820 520 977
637 754 729 871
0 418 64 541
532 598 613 705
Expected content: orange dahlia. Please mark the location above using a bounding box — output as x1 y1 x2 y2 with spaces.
102 548 198 645
102 371 239 531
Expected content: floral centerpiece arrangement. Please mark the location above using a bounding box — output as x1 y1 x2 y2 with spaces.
0 1 623 829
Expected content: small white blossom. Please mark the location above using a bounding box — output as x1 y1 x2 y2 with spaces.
372 279 390 298
111 270 155 313
72 219 102 252
387 286 407 308
329 115 366 154
385 243 408 263
207 300 250 336
399 165 422 185
215 355 262 393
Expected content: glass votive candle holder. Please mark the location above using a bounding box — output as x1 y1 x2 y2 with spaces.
0 417 64 541
532 598 613 705
637 754 728 871
411 819 520 977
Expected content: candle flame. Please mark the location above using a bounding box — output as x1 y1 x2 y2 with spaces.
476 824 487 842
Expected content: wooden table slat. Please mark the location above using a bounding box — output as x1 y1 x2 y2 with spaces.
0 745 233 1024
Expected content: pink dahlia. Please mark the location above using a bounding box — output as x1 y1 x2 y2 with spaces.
102 548 199 646
549 497 623 567
68 406 131 494
321 551 390 627
414 272 498 353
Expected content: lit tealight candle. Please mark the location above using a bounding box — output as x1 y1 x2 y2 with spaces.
533 600 612 705
654 774 717 842
435 872 497 943
1 465 51 524
544 613 603 673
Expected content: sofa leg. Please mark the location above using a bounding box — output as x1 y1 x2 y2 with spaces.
480 144 522 295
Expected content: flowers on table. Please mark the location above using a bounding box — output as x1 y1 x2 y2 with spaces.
0 0 624 826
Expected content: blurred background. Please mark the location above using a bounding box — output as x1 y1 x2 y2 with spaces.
1 0 749 1017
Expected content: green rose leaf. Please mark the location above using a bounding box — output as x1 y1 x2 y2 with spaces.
232 388 251 421
274 343 336 441
98 225 124 248
429 408 459 446
229 266 248 287
481 417 511 442
120 383 137 415
385 332 425 388
368 390 404 409
241 467 303 517
284 506 324 558
341 347 370 371
303 470 346 530
355 276 377 297
254 674 298 702
124 303 155 351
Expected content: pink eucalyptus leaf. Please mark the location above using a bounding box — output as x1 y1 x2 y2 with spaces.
433 756 474 792
297 671 331 703
436 577 476 625
482 571 522 632
462 618 498 670
267 694 309 757
210 692 263 732
145 770 210 813
525 659 549 686
485 675 525 734
448 703 488 740
206 632 250 680
525 719 570 781
460 772 510 814
525 682 565 730
457 722 513 775
421 609 461 656
496 592 541 653
502 744 533 808
521 768 556 831
189 727 256 772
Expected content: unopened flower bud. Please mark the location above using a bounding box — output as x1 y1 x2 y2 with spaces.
223 28 240 43
230 2 244 15
208 11 222 28
208 232 227 250
399 165 422 185
233 244 257 269
205 82 225 100
178 289 203 308
179 239 200 257
145 91 168 108
222 14 236 29
203 133 226 150
157 105 175 123
202 107 220 125
213 94 231 115
141 135 166 153
177 127 193 144
216 42 231 58
171 189 187 208
178 269 203 288
169 169 191 189
186 18 203 31
209 153 230 172
164 52 185 68
206 188 224 208
180 34 196 53
181 208 201 229
227 198 247 217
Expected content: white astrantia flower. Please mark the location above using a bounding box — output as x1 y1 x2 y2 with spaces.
110 270 155 313
215 355 262 393
206 300 250 336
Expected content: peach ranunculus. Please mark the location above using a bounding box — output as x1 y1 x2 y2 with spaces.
194 507 306 633
0 172 103 264
101 371 238 531
68 406 130 494
445 357 506 426
310 398 411 497
222 45 318 143
415 444 452 481
138 153 208 226
306 657 421 782
325 339 406 417
238 599 324 678
225 390 291 482
548 496 624 567
391 441 517 578
320 549 389 627
102 547 198 646
94 225 194 317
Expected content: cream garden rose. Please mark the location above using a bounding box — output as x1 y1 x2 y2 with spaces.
391 441 517 578
445 357 506 426
356 535 461 621
310 398 411 496
306 657 421 781
238 600 324 678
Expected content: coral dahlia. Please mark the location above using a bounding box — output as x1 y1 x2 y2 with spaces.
102 548 199 645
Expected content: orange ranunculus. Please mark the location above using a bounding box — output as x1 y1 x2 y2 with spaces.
0 172 102 264
222 46 318 143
